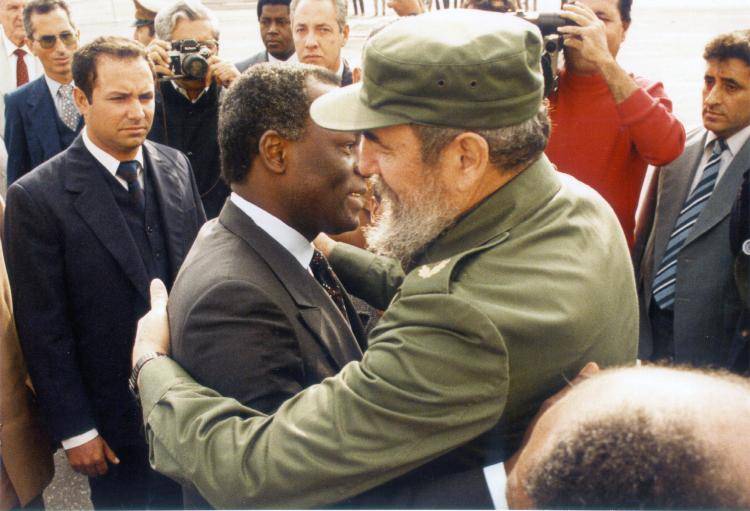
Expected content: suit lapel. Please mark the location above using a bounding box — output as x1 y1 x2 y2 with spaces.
143 141 186 282
219 201 363 368
65 138 150 301
27 78 62 158
685 137 750 248
650 133 707 273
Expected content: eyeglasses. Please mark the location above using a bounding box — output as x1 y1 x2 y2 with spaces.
34 31 77 49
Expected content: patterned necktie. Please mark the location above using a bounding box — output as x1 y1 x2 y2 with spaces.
57 83 80 131
310 250 349 322
652 138 728 309
13 48 29 87
116 160 145 213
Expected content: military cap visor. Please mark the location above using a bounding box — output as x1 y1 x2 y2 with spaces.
311 9 544 132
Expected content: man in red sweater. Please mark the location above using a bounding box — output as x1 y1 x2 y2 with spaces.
549 0 685 246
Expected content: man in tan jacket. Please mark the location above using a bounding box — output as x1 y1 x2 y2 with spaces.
0 203 54 509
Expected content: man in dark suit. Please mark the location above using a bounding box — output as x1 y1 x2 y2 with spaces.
167 62 367 508
4 0 82 186
290 0 353 86
236 0 295 72
636 29 750 368
3 36 205 509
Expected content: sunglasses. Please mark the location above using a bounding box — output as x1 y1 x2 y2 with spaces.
34 31 77 49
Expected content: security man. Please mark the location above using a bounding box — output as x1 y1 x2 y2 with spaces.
131 10 638 508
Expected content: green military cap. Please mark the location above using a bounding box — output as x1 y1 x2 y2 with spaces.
311 9 544 131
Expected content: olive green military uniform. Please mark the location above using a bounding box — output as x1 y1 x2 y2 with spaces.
139 154 637 508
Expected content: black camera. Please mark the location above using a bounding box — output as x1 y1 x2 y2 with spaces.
167 39 212 80
514 11 573 97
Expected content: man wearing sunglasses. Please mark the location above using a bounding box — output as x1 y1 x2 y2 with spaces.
4 0 82 186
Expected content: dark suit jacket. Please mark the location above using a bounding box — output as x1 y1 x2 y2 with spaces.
169 200 367 507
235 50 268 73
341 59 353 86
637 128 750 367
3 76 82 185
3 136 206 449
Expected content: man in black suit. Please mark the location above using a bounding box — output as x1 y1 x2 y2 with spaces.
4 0 82 186
3 36 205 509
167 62 368 508
291 0 353 86
236 0 295 72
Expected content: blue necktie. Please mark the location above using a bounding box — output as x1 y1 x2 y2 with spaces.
116 160 145 213
652 139 728 309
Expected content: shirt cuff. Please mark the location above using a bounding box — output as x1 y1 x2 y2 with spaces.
62 428 99 450
483 462 508 510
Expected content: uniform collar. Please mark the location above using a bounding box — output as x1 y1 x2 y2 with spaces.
418 155 562 266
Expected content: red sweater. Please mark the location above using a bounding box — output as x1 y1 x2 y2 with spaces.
546 70 685 246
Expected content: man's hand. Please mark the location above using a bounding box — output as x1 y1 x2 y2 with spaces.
65 436 119 477
558 2 614 69
386 0 424 16
207 56 241 88
146 39 173 78
313 233 338 258
132 279 171 369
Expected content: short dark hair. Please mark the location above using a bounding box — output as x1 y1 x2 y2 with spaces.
219 63 339 184
257 0 291 19
617 0 632 24
72 36 153 103
23 0 74 38
526 409 743 509
704 29 750 68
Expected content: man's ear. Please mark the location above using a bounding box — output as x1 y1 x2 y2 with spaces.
259 130 287 174
26 37 38 57
341 24 350 46
72 87 89 117
450 132 489 193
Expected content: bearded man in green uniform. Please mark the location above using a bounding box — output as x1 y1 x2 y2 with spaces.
130 9 638 509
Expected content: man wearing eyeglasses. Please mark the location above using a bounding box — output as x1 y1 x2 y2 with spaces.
144 0 240 219
3 0 81 186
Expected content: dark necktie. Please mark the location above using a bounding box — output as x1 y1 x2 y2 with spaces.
310 250 349 322
14 48 29 87
652 138 728 309
116 160 145 212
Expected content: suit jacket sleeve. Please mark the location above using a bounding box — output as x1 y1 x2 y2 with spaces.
173 280 304 413
183 152 207 227
3 93 31 187
328 243 405 310
140 291 508 508
617 78 685 166
4 182 97 442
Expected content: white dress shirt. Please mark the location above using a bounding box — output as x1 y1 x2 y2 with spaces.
690 124 750 195
484 462 509 509
230 192 314 269
2 29 41 86
61 130 145 450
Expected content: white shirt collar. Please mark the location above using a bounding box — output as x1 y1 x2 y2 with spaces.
267 51 297 64
706 124 750 158
82 127 144 179
44 74 73 97
230 192 314 269
2 27 30 58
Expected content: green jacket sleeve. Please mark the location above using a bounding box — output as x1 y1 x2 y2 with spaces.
328 243 405 310
140 292 509 509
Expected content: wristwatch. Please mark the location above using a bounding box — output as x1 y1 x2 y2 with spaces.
129 351 168 398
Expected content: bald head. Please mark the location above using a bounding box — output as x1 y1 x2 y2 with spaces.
507 366 750 509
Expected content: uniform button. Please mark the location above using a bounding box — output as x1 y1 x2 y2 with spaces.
146 226 153 233
155 251 161 259
742 239 750 256
187 151 194 157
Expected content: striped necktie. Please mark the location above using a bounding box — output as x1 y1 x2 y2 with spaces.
652 138 728 309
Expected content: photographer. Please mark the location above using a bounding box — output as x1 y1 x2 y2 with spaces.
547 0 685 247
145 0 237 218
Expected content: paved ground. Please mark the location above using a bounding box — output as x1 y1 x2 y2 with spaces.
43 1 749 509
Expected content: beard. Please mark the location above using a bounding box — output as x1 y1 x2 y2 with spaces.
365 173 461 269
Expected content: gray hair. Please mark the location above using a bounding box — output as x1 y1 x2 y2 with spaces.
290 0 347 32
412 104 551 171
154 0 220 41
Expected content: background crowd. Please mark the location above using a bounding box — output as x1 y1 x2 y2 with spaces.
0 0 749 509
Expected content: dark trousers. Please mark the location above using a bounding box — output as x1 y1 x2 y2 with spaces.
88 443 181 510
649 301 675 362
